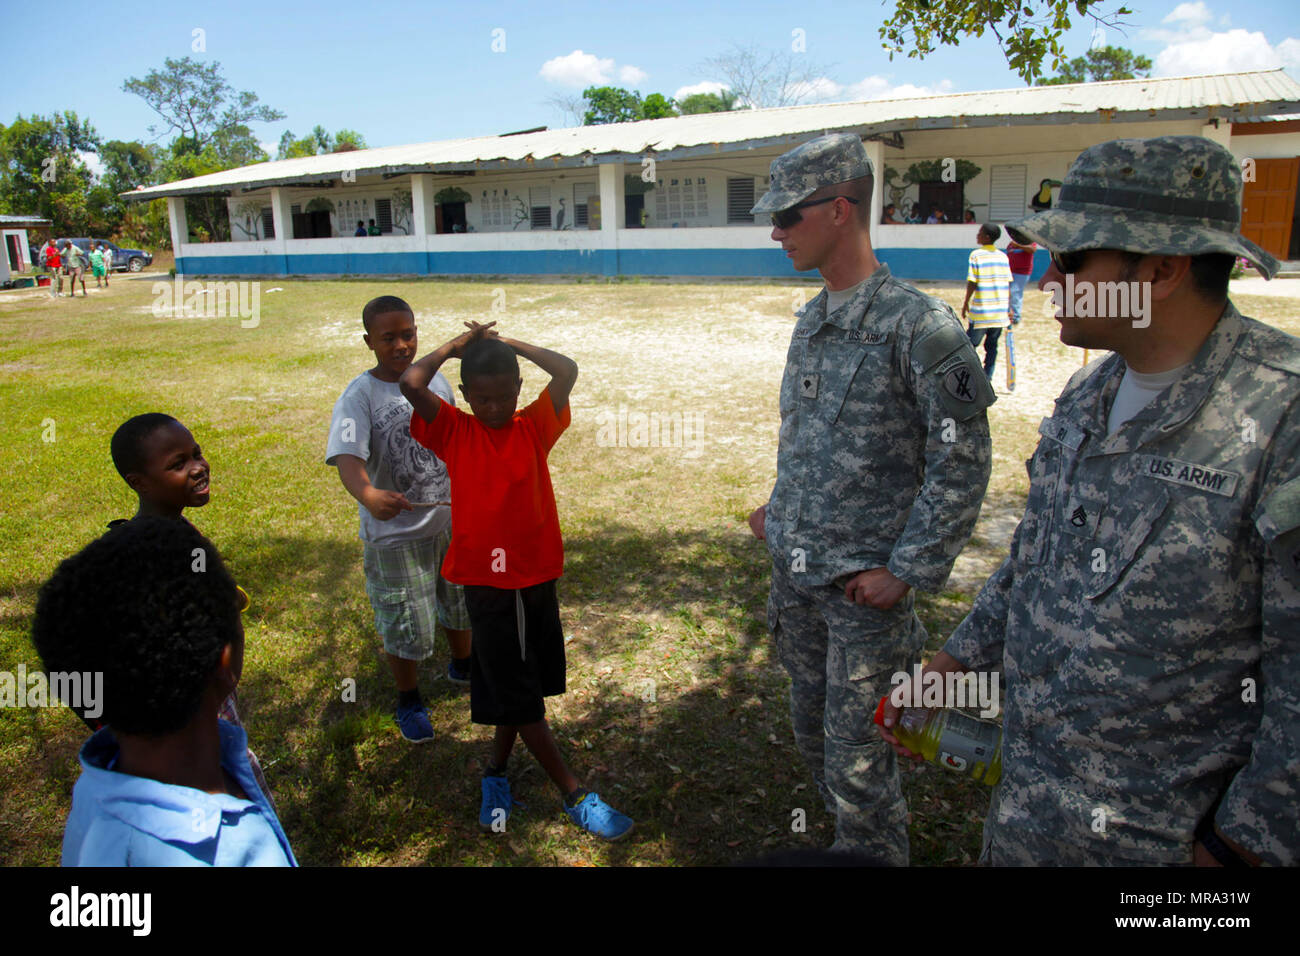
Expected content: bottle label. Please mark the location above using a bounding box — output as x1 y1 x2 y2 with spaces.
936 711 1000 774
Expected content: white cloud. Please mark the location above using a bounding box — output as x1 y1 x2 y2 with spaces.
1164 2 1213 26
539 50 615 87
840 76 955 101
1154 28 1292 75
81 150 106 178
784 76 845 102
538 50 647 88
1279 38 1300 68
673 81 730 100
618 64 648 85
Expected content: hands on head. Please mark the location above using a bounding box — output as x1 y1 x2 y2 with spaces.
452 319 499 356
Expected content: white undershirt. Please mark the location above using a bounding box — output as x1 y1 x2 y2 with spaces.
1107 363 1190 436
825 278 868 315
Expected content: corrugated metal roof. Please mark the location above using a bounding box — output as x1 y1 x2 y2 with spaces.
0 214 52 225
129 70 1300 200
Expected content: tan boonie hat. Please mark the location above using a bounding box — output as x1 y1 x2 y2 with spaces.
1007 135 1278 278
750 132 874 215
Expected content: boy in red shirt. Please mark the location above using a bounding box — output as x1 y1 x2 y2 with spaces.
401 321 634 841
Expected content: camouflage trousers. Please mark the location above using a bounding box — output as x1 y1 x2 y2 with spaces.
767 556 926 865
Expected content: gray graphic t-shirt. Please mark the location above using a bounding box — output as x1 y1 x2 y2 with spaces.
325 370 454 545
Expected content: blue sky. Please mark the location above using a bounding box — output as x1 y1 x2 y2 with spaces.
6 0 1299 171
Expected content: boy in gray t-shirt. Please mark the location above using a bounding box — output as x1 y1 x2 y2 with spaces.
325 295 473 742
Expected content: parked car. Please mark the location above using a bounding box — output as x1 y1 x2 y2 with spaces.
56 238 153 272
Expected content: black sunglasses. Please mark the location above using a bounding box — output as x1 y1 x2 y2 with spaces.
771 195 860 230
1050 249 1090 274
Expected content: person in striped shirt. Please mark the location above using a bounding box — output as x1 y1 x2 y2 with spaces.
960 223 1012 382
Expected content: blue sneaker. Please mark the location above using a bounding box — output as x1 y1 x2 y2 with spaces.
447 660 470 686
395 702 434 743
479 775 524 830
564 792 634 841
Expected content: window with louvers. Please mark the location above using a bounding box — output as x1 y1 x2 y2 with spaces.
530 187 552 229
375 198 392 233
989 164 1028 222
261 208 274 239
727 178 756 224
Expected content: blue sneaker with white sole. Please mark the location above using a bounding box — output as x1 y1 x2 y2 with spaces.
564 792 634 841
479 775 525 830
395 702 434 743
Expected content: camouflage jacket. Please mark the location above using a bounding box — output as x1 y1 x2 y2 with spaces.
765 263 995 590
944 302 1300 865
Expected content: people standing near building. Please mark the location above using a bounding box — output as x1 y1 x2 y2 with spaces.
961 223 1013 382
367 219 381 236
62 241 87 297
88 243 106 289
1004 235 1036 326
880 135 1300 866
355 220 367 237
41 238 62 298
746 133 995 864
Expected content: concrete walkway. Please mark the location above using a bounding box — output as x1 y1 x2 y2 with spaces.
1231 276 1300 298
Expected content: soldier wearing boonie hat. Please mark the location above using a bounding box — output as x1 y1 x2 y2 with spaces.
884 135 1300 865
746 132 995 864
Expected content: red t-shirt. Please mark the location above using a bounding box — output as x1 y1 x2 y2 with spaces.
1005 242 1036 275
45 247 61 268
409 385 569 588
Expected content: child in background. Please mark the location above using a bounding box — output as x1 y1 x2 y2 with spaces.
33 518 296 866
62 241 87 297
326 295 473 743
1005 235 1037 326
41 239 62 298
106 413 273 804
401 321 634 840
960 223 1013 382
88 243 106 289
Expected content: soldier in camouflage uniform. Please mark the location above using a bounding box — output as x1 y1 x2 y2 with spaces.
881 135 1300 866
747 133 995 863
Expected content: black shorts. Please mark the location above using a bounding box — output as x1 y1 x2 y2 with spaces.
463 579 566 726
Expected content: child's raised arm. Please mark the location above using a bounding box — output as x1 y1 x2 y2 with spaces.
497 336 579 414
399 321 496 421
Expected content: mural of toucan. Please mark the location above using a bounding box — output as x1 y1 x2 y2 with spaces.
1030 178 1063 212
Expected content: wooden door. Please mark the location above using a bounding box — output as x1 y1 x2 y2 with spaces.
1241 157 1298 261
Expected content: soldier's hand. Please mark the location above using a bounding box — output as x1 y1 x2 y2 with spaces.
844 567 910 608
747 505 767 540
877 697 924 761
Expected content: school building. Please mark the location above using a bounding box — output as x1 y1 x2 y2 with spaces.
129 69 1300 281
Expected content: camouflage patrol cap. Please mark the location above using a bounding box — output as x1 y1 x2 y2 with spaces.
1007 135 1278 278
750 132 874 214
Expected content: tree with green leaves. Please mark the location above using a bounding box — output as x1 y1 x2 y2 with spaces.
0 112 103 235
124 57 283 166
880 1 1135 85
678 90 739 114
582 86 646 124
124 58 286 243
276 125 369 159
581 87 680 124
641 93 678 120
1037 46 1152 85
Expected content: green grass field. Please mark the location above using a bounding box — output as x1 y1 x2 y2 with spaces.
2 273 1295 866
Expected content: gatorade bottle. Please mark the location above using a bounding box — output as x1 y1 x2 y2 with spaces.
873 695 1003 786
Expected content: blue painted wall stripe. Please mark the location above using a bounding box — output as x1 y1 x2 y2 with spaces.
174 248 1050 282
